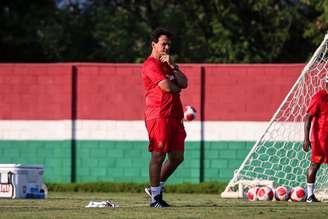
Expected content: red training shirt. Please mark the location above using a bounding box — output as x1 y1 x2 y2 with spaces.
307 89 328 138
142 56 184 120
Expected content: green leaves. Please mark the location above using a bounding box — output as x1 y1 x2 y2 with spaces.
0 0 326 63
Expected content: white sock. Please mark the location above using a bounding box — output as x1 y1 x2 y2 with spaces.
151 186 161 203
307 183 314 197
160 181 165 190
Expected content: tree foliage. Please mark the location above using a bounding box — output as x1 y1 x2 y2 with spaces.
0 0 327 63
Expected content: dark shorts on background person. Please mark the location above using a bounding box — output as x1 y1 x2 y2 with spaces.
145 118 186 152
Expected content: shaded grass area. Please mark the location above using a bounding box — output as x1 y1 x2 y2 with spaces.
47 182 227 194
0 192 328 219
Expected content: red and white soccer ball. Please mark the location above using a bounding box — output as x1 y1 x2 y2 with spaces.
257 186 274 201
184 106 197 121
274 186 289 201
289 186 306 202
247 187 259 201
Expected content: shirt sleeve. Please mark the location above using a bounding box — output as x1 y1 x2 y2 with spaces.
144 61 166 85
307 93 321 116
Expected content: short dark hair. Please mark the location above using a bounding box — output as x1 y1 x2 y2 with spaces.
151 27 174 43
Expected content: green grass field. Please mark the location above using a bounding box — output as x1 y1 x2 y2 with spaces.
1 192 328 219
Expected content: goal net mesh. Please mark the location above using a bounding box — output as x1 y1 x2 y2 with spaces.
223 34 328 197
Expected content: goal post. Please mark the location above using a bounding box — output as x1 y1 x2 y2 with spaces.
221 33 328 199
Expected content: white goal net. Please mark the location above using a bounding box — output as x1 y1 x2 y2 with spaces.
222 33 328 199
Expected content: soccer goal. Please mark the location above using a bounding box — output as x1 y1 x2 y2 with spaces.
221 33 328 200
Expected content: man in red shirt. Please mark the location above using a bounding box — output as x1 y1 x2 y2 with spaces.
142 28 188 208
303 77 328 203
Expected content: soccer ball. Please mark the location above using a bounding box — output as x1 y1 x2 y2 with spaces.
290 186 306 202
184 106 197 121
247 187 259 201
257 186 274 201
274 186 289 201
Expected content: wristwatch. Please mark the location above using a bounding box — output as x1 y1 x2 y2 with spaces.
173 65 179 71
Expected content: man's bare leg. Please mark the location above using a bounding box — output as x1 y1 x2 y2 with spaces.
306 162 321 202
160 151 184 182
149 152 165 204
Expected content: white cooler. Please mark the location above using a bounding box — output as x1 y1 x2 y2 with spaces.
0 164 46 199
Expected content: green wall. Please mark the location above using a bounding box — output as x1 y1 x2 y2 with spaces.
0 141 71 183
0 141 254 184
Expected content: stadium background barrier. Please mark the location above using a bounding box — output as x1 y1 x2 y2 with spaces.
0 63 304 183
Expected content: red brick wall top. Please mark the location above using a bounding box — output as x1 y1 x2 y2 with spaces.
0 63 304 121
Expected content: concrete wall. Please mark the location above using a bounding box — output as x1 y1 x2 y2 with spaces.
0 63 304 183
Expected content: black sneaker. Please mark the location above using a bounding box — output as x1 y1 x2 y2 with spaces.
159 198 170 207
306 194 320 203
150 195 170 208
